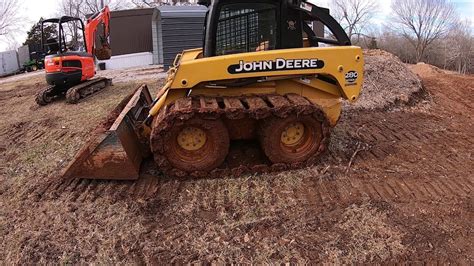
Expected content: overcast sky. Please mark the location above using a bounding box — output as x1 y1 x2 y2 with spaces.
0 0 473 51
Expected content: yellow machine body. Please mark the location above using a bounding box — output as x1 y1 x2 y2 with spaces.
149 46 363 127
62 45 364 180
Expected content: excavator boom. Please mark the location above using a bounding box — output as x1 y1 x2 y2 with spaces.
85 6 112 60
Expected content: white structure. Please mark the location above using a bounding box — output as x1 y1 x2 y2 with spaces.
0 50 20 77
98 52 153 70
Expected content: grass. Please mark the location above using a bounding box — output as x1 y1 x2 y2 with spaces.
0 78 160 189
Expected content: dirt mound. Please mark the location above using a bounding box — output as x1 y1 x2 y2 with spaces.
408 62 443 77
347 49 424 110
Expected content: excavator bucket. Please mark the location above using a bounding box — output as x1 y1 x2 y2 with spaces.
62 85 153 180
95 46 112 60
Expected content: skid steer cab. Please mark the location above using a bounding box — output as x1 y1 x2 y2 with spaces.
63 0 364 180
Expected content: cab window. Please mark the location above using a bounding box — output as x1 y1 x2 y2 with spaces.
216 3 277 55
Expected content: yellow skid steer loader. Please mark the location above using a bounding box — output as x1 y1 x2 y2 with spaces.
62 0 364 179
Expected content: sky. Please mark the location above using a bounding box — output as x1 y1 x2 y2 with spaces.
0 0 473 51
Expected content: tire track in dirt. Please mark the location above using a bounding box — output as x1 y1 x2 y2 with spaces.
28 102 472 213
297 106 473 206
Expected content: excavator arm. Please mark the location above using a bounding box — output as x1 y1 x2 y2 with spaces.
85 6 111 60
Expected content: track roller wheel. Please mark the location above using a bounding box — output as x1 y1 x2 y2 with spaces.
35 89 53 106
259 114 324 163
160 118 229 173
65 88 80 104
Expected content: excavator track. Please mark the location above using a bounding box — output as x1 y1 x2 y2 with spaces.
35 85 61 106
150 94 331 178
65 77 112 104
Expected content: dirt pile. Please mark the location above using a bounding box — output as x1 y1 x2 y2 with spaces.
348 49 424 110
408 62 444 77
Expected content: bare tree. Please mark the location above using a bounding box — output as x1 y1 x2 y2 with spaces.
330 0 379 41
59 0 83 18
391 0 457 62
131 0 197 7
59 0 131 18
377 30 418 63
0 0 23 38
82 0 132 14
443 21 473 74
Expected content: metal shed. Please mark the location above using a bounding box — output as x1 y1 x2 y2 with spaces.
99 6 325 70
97 8 156 70
152 6 207 69
109 8 155 56
17 45 30 67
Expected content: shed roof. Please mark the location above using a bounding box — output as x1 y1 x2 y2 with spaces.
110 8 155 18
158 6 207 18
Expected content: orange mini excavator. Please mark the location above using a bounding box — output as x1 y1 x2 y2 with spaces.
36 6 112 105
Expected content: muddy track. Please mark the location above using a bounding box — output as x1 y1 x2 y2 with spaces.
150 94 331 178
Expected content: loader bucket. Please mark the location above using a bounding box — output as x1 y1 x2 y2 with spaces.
62 85 153 180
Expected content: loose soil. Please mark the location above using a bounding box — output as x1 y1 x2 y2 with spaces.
348 49 425 110
0 62 472 264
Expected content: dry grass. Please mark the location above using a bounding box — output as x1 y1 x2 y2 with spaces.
0 76 161 190
323 203 406 263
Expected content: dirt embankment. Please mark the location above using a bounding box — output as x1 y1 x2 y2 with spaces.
0 56 473 264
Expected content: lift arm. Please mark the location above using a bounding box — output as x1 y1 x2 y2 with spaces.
292 0 351 46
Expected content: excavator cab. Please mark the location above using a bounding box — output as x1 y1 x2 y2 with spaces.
41 17 87 55
41 17 92 89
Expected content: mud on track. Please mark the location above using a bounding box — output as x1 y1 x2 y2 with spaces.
0 67 473 264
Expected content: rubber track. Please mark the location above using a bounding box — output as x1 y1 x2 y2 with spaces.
149 94 331 178
65 77 111 104
35 85 56 106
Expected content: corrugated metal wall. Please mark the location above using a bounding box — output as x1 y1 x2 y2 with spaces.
152 6 207 69
110 9 155 56
161 16 205 68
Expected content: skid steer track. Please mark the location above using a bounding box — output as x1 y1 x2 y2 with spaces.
150 94 331 178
